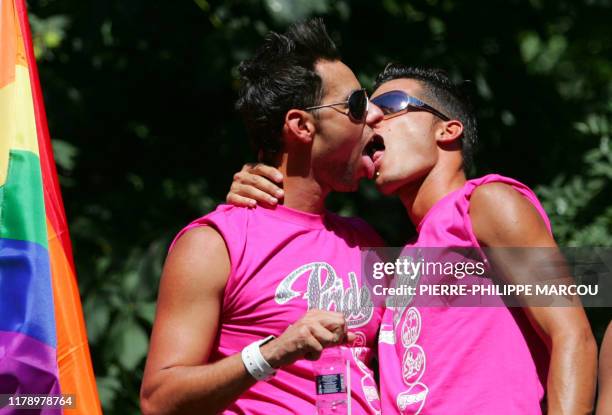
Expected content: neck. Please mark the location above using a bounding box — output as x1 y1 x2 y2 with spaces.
276 153 328 214
398 163 466 226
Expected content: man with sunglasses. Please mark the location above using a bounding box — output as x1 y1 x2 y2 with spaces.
141 19 387 415
370 64 596 414
228 65 597 413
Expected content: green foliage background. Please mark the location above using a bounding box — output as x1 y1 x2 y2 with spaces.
27 0 611 413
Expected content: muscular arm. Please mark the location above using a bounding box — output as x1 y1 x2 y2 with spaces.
470 183 597 415
140 226 257 415
597 322 612 414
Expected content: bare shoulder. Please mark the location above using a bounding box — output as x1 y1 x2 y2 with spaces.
471 182 526 207
469 182 551 247
168 226 228 262
162 226 230 297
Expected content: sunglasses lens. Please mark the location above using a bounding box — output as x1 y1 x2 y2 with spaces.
348 90 367 121
371 91 407 117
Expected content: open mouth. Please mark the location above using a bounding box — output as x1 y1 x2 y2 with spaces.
361 134 386 179
363 134 386 159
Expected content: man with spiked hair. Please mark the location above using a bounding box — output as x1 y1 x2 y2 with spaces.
141 19 387 414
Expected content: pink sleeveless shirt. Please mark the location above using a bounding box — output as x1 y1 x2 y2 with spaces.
173 204 384 415
378 174 550 414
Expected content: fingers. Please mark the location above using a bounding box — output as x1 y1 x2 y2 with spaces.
308 322 343 348
226 192 256 208
311 311 347 335
302 319 354 362
229 182 279 205
246 174 284 200
227 166 284 207
303 310 353 345
303 324 354 361
247 163 284 184
272 310 355 367
302 335 324 361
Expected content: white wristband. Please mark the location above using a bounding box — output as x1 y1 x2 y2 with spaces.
241 335 277 381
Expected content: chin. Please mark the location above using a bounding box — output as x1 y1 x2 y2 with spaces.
375 174 406 195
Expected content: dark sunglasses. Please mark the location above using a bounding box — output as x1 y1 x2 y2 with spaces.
305 88 369 122
371 90 450 121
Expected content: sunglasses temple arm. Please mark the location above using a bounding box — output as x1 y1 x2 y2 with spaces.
423 104 450 121
305 101 347 111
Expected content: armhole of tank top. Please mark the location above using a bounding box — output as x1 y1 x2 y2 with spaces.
460 181 483 248
176 220 238 305
205 221 240 312
462 178 553 256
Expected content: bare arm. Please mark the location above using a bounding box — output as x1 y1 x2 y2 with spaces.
140 226 252 415
470 183 597 415
597 322 612 414
140 227 354 415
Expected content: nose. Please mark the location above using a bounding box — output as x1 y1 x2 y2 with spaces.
366 100 384 127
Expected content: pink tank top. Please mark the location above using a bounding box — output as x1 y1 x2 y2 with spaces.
173 204 384 415
378 174 550 414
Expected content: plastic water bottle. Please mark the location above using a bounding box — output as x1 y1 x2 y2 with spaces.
313 347 348 414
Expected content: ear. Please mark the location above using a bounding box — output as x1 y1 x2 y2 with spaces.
436 119 463 144
283 109 316 145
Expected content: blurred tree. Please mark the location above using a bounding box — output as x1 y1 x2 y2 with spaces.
27 0 611 412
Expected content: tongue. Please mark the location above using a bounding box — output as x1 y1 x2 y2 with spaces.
362 155 375 179
372 150 385 164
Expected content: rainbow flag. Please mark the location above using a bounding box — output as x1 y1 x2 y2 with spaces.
0 0 101 413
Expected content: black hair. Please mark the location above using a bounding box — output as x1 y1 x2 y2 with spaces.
374 64 478 171
236 18 340 164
